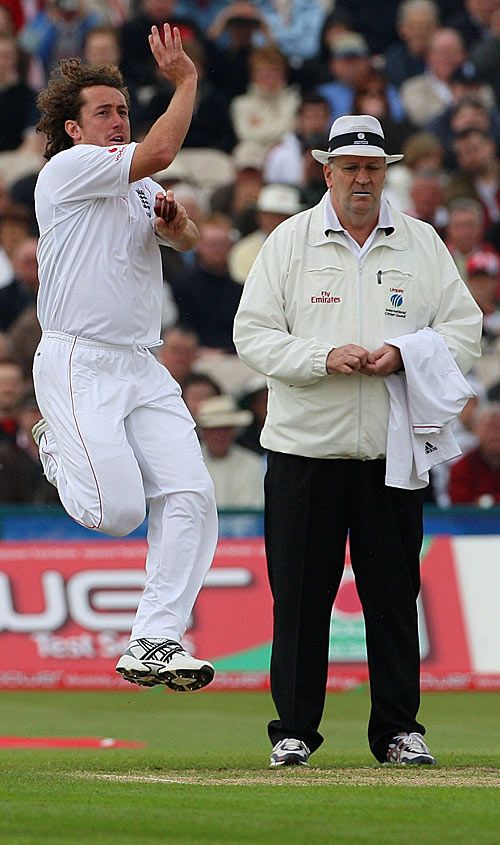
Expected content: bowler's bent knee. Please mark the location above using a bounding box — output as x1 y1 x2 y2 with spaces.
98 501 146 536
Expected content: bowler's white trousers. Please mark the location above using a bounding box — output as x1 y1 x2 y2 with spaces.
33 331 218 642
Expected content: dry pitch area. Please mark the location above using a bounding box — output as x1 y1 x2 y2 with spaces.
83 766 500 787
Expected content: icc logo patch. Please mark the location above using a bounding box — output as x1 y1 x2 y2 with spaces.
390 292 404 308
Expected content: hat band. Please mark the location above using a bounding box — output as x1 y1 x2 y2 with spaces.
328 131 386 152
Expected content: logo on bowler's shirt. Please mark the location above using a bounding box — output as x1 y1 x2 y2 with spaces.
135 187 152 218
311 290 342 304
385 287 407 318
107 145 127 162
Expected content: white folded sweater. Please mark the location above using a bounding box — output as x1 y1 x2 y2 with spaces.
384 327 476 489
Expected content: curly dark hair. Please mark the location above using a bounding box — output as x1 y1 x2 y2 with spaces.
36 59 130 160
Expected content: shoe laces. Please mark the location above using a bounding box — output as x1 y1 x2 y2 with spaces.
393 732 429 753
134 638 186 663
276 738 309 753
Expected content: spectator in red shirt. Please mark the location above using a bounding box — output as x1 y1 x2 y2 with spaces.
449 403 500 505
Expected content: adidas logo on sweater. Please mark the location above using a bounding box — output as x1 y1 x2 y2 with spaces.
424 441 438 454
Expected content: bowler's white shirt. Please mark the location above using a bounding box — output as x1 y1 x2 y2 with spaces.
35 142 167 347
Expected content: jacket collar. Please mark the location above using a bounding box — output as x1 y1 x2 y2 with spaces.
308 191 409 251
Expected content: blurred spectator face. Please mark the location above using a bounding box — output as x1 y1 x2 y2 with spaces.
409 171 444 219
298 101 331 138
0 35 18 84
183 380 220 419
466 0 500 27
302 149 325 186
466 253 500 312
451 102 490 136
201 426 236 458
355 80 389 119
0 210 31 261
0 362 25 414
233 168 263 214
160 327 198 383
453 130 496 174
402 131 444 172
324 23 353 52
447 207 485 253
398 2 438 55
49 0 84 21
475 407 500 463
12 237 39 291
176 196 206 230
330 54 370 87
467 269 498 312
427 29 464 82
196 222 233 273
251 57 286 94
84 29 121 65
141 0 176 21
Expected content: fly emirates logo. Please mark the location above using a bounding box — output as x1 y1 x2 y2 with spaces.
311 290 342 304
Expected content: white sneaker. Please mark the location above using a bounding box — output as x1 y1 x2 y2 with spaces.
270 738 311 768
386 732 437 765
115 638 214 692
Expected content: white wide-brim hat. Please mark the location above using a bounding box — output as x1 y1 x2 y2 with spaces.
311 115 404 165
256 184 302 215
196 395 253 429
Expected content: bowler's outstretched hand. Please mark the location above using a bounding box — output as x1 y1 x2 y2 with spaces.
148 24 197 86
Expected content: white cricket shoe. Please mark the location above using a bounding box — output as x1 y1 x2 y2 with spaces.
386 732 437 765
270 738 311 768
116 638 215 692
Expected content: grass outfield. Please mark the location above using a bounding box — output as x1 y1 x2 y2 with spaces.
0 689 498 844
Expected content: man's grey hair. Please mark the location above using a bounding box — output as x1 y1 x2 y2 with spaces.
448 198 485 222
397 0 439 26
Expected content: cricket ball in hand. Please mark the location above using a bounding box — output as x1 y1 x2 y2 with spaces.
154 195 177 222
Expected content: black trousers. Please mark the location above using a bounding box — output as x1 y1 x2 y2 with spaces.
264 451 425 763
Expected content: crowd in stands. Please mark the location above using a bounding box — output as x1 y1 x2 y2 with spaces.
0 0 499 509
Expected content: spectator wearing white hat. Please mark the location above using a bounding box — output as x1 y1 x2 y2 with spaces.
234 112 482 768
196 394 265 509
228 184 302 283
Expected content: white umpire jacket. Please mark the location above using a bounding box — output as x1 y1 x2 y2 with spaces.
233 192 483 460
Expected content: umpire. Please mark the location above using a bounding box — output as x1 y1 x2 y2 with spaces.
233 115 482 767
